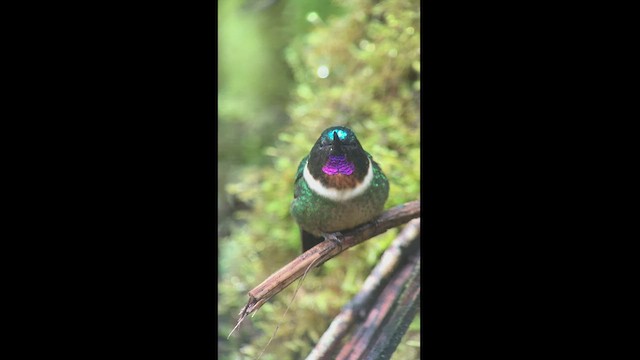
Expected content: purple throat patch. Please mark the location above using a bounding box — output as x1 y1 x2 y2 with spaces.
322 154 355 175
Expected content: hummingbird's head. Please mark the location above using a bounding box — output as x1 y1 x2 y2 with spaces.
306 126 370 188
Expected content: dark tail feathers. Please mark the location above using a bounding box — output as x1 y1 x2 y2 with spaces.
301 230 324 253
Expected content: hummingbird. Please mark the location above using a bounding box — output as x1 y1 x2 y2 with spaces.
291 126 390 252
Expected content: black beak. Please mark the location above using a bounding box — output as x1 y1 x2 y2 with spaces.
331 130 343 154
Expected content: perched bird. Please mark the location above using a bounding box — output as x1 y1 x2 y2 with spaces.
291 126 390 252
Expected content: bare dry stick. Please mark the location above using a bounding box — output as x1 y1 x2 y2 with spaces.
365 258 420 360
305 218 421 360
230 200 421 335
336 251 420 360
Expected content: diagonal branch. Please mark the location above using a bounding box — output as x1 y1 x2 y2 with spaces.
230 200 421 335
305 218 421 360
336 250 420 360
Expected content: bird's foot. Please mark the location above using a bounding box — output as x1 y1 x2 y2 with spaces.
321 232 344 252
372 216 382 228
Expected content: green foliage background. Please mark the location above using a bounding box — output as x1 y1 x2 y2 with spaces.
218 0 420 359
